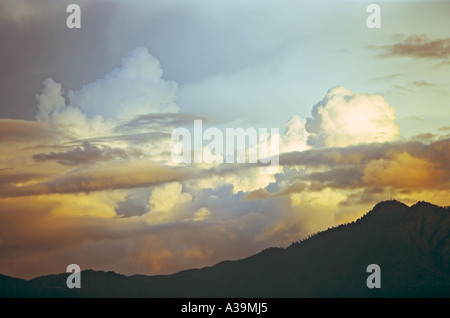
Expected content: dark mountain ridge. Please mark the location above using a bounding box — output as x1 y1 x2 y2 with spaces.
1 200 449 297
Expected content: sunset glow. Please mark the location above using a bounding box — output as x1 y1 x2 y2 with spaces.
0 0 449 280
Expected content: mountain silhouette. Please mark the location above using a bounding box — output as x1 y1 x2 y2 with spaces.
1 200 449 297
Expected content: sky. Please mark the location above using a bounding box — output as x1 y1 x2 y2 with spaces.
0 0 449 279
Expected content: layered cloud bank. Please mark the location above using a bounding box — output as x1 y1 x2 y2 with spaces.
0 46 448 280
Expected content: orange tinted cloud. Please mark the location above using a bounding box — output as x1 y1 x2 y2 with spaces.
363 152 445 189
0 196 119 259
0 119 55 142
279 138 450 192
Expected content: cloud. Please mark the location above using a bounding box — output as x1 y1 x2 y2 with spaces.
410 133 437 144
362 152 446 190
2 1 450 282
0 169 49 189
306 166 363 189
254 186 346 244
69 47 178 120
36 78 111 139
4 127 442 278
116 113 209 133
381 35 450 59
0 0 56 29
306 86 400 147
0 195 125 258
126 220 270 275
0 119 55 142
409 80 435 87
369 73 402 83
438 126 450 133
277 182 307 196
32 47 194 167
280 115 310 153
187 165 276 194
115 188 152 218
33 142 128 166
0 193 147 278
145 182 192 224
36 47 179 140
193 207 211 222
279 138 450 192
0 161 192 198
247 188 270 200
2 138 449 280
0 181 286 278
279 141 392 167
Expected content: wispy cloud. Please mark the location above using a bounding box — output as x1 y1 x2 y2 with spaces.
33 142 128 166
408 80 435 87
115 113 210 133
378 35 450 59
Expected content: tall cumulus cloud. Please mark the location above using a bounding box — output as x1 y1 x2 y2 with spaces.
36 47 178 139
306 86 400 148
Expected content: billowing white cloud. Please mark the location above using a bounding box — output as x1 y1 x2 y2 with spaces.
306 86 400 148
36 47 178 140
69 47 178 120
36 77 111 139
280 115 310 153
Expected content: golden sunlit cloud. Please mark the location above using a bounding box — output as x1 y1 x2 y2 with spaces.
0 160 192 198
363 152 445 189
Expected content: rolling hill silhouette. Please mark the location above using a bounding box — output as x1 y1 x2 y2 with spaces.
1 200 449 297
